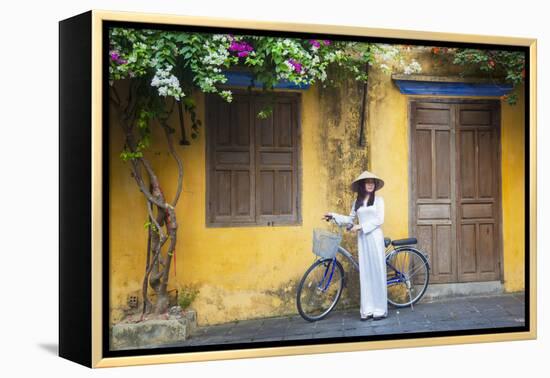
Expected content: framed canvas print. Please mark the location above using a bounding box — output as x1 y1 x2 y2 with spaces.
59 9 537 368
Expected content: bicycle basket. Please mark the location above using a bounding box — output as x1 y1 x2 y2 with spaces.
312 228 342 259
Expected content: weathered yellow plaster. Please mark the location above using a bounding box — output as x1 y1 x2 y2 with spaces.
501 85 526 292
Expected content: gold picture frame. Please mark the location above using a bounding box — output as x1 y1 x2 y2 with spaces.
59 9 537 368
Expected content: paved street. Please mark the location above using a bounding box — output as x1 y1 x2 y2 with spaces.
161 293 525 348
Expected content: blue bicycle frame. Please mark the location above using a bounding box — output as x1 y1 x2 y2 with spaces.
316 245 409 292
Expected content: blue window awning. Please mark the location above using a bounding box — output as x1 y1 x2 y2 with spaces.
222 71 310 90
392 74 513 97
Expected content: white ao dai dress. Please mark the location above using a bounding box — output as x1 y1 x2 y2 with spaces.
330 196 387 318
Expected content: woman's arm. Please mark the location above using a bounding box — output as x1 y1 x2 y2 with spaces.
327 201 357 226
359 197 384 234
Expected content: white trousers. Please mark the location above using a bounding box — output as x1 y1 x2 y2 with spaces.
357 227 388 317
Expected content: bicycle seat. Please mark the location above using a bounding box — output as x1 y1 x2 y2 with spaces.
391 237 418 246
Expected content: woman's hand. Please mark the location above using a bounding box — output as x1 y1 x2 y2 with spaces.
350 224 362 233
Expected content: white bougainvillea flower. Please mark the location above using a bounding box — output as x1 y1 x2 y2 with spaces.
151 65 185 100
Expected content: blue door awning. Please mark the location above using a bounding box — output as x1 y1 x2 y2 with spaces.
222 71 310 90
392 74 513 97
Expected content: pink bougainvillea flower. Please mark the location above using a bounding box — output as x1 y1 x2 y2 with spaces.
228 40 254 58
110 51 120 61
323 40 331 46
309 40 321 48
288 58 303 73
109 50 127 65
228 41 241 51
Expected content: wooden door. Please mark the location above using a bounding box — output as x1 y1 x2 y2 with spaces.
410 100 501 284
411 102 457 284
456 103 502 282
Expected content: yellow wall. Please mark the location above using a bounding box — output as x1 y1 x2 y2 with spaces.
501 85 526 291
109 78 370 325
367 65 410 243
109 49 526 326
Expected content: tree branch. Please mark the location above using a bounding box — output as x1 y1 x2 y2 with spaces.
129 160 168 210
160 119 184 207
147 199 166 242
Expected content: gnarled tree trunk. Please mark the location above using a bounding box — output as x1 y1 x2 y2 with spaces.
110 81 184 317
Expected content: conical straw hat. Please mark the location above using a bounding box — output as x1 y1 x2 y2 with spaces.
350 170 384 192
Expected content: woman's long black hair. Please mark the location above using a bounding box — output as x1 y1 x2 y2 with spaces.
354 179 375 211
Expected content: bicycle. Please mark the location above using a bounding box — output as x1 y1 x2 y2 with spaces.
296 216 431 322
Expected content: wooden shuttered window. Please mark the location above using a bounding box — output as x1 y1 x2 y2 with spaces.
206 91 301 227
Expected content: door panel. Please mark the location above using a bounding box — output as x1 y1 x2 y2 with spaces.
460 224 477 275
459 130 476 198
411 102 457 283
435 130 452 198
411 101 501 284
456 103 501 282
478 130 495 198
435 225 453 275
415 129 433 198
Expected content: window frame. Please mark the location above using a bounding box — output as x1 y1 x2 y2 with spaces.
205 89 303 228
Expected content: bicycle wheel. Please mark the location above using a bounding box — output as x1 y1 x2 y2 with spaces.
386 248 430 307
296 258 345 322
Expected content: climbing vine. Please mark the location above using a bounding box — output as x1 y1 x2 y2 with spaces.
431 47 526 104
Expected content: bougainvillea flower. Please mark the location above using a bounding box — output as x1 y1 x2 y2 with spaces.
288 58 303 73
323 40 331 46
110 51 120 61
228 41 240 51
309 40 321 48
228 40 254 56
109 50 127 65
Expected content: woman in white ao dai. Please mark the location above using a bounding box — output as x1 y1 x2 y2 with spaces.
326 172 388 320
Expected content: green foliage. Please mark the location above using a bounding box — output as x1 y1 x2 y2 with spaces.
143 220 159 234
109 28 418 104
431 47 525 105
177 284 200 310
120 148 143 161
257 106 274 120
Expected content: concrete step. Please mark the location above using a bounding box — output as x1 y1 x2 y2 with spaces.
110 308 197 351
420 281 504 302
